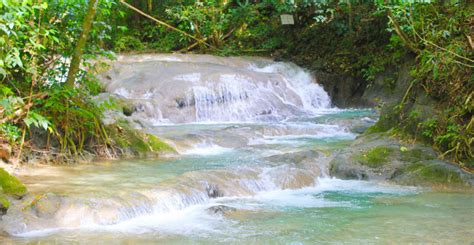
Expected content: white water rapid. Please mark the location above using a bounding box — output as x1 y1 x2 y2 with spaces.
102 54 332 124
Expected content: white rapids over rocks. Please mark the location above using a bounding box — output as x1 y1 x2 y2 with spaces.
101 54 332 124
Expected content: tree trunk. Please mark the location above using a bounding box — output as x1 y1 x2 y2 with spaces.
65 0 99 87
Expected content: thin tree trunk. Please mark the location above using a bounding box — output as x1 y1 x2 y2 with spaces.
348 1 353 33
148 0 152 12
65 0 99 87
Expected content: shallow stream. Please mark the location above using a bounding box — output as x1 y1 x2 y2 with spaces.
1 55 472 244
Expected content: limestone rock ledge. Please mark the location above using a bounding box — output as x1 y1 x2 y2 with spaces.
329 133 473 189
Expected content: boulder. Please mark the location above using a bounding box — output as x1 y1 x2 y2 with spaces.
206 184 224 198
31 193 62 219
0 144 11 163
329 133 473 188
0 168 27 198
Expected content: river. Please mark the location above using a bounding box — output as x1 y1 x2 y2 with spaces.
1 55 472 244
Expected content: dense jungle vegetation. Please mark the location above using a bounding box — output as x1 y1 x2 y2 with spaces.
0 0 473 169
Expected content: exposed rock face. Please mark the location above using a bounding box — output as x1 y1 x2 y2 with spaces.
314 71 369 107
329 133 474 188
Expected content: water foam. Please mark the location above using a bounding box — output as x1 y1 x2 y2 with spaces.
181 142 233 155
8 174 418 238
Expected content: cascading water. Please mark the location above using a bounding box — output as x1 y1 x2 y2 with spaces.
1 55 472 244
102 54 331 124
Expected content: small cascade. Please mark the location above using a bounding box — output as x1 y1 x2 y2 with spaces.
101 54 332 124
2 161 326 236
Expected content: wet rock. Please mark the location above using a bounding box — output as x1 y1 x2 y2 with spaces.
260 110 272 115
206 205 236 215
270 168 316 189
105 121 176 158
313 70 371 107
206 184 224 198
265 150 320 166
390 160 473 187
0 144 11 163
329 133 474 188
175 98 194 108
134 103 146 113
264 150 328 176
0 194 10 215
122 104 134 116
31 193 62 219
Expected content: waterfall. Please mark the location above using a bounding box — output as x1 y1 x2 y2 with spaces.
101 54 332 124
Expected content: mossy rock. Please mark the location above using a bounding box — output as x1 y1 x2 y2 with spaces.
0 193 10 214
122 104 134 116
106 122 176 157
0 168 27 198
355 146 394 168
147 134 175 152
400 148 435 162
406 162 463 184
364 123 387 134
392 161 468 187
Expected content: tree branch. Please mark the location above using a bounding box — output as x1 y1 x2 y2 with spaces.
119 0 216 50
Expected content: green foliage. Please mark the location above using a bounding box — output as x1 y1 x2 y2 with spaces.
113 35 144 52
0 123 21 144
284 2 400 81
420 118 438 139
282 1 472 168
36 84 108 154
386 3 473 167
110 0 295 53
0 0 115 160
